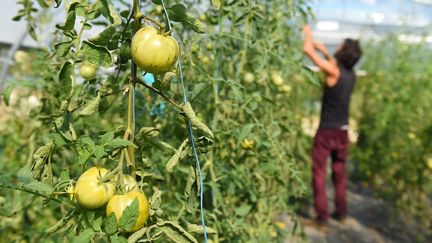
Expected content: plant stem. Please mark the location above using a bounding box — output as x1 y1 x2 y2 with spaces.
135 77 182 110
0 184 75 208
124 0 144 177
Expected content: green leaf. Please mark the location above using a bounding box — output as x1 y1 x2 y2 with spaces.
93 145 105 159
94 0 113 23
83 23 92 30
59 170 70 181
79 94 101 116
1 86 13 105
119 198 139 231
235 204 252 216
169 5 206 34
89 25 116 46
17 166 34 184
72 228 95 243
105 213 118 235
54 0 62 8
107 139 136 149
100 131 115 145
56 11 76 31
78 151 91 165
81 41 113 67
36 0 50 8
58 62 74 100
87 10 101 20
110 235 127 243
211 0 221 10
25 181 53 193
301 65 321 87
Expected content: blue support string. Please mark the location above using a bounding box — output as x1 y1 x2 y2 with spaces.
159 1 209 242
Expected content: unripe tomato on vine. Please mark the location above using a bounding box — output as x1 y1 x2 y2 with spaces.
243 72 255 84
79 62 97 80
74 167 116 209
131 26 180 73
271 71 284 86
106 191 149 232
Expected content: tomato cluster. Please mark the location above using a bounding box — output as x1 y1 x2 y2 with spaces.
73 167 149 232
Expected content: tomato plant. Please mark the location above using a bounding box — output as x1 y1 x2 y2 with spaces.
0 0 317 242
350 36 432 240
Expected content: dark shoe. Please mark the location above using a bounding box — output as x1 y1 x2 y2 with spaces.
331 212 347 223
313 218 330 233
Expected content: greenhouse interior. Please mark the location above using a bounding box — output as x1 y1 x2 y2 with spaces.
1 0 432 242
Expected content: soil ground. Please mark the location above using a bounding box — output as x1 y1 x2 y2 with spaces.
277 183 431 243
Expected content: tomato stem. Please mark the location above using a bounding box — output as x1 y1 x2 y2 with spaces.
135 77 182 110
144 16 164 31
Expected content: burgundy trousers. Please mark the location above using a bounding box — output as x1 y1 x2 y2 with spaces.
312 129 349 222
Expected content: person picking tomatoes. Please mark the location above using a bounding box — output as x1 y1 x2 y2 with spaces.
302 25 362 228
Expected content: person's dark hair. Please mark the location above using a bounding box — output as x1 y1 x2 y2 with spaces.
334 39 362 70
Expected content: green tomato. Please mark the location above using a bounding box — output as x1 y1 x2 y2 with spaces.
80 63 97 80
131 26 180 73
243 72 255 83
280 84 292 93
74 167 115 209
206 42 213 51
14 50 30 64
271 71 284 86
106 191 149 232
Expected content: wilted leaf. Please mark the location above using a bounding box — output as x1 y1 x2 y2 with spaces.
185 222 217 234
157 220 198 243
166 138 189 173
107 139 136 149
99 76 119 114
181 102 214 138
79 94 101 116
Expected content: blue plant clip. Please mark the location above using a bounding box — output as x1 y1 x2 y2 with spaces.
143 72 155 86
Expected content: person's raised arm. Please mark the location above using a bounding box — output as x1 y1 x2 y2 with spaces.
303 25 340 87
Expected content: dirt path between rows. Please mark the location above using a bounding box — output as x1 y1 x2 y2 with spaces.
278 183 431 243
